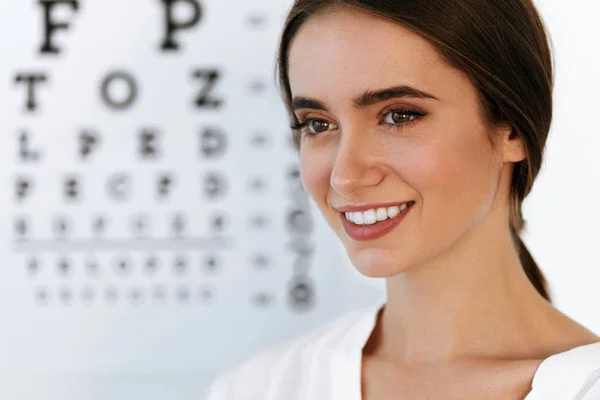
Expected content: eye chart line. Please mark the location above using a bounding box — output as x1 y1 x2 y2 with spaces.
12 237 235 252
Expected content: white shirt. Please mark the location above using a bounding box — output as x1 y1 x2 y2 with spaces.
206 302 600 400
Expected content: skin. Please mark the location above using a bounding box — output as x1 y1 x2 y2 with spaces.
287 6 600 399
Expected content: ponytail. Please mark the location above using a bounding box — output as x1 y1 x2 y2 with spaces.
510 206 552 303
515 235 551 302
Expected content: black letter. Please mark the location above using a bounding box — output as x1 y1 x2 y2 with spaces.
79 130 99 159
288 276 315 311
199 126 227 158
39 0 79 54
18 132 43 161
100 71 138 110
14 73 48 112
157 173 174 199
139 129 160 159
15 176 33 202
160 0 202 51
202 171 227 200
192 69 222 108
209 212 227 234
63 175 80 201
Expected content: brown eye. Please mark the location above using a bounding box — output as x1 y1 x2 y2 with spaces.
385 111 416 124
307 119 337 135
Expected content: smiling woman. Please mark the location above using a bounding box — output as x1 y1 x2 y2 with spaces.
206 1 600 399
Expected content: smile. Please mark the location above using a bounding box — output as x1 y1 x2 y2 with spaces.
344 202 412 225
340 201 415 241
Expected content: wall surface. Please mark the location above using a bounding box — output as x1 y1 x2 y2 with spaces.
0 0 597 399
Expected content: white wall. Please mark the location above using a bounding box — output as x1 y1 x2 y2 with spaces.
0 0 597 399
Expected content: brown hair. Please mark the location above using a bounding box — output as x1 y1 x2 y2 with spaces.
276 0 554 302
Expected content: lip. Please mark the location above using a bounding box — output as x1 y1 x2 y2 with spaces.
340 202 414 241
336 201 413 213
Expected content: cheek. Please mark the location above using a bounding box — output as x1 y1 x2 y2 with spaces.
402 128 498 222
443 135 497 201
299 148 331 205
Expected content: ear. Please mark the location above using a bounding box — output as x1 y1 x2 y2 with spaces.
499 124 527 163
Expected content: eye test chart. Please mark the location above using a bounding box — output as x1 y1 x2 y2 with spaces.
0 1 386 399
1 1 600 400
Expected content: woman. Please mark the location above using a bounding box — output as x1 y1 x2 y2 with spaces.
208 0 600 398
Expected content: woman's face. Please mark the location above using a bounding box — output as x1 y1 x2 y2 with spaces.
288 7 521 277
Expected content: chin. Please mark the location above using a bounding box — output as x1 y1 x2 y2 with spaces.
348 247 409 278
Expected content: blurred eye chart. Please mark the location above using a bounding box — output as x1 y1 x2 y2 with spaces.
1 1 600 400
0 1 386 399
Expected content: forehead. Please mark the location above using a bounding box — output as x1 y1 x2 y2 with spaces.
288 7 468 103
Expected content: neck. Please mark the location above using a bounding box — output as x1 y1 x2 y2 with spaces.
377 210 553 366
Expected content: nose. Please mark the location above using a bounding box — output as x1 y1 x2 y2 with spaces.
330 129 385 196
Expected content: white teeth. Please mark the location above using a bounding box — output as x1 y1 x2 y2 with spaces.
363 209 377 224
387 206 400 218
353 212 364 225
376 208 387 221
344 202 411 225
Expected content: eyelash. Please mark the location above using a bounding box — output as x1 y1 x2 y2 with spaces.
290 107 429 140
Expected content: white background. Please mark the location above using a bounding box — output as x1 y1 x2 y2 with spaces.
0 0 597 399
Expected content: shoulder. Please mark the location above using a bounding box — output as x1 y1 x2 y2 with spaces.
530 341 600 399
205 305 378 400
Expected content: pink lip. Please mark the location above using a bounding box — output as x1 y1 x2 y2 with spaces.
340 202 414 241
336 201 413 213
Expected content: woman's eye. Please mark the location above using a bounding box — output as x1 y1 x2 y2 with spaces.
293 108 425 138
306 119 337 134
383 110 418 125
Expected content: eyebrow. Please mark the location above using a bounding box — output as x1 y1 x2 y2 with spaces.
291 85 439 112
